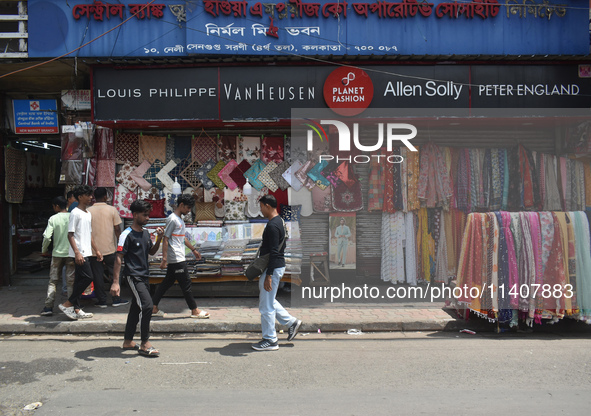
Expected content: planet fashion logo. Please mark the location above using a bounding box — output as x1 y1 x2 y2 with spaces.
323 67 374 117
305 119 418 164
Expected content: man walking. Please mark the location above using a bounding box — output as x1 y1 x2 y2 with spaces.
252 195 301 351
58 185 101 320
152 194 209 319
88 187 129 308
40 196 75 316
111 200 163 357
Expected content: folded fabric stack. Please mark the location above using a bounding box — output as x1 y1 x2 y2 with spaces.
200 240 224 261
193 263 222 276
284 221 303 275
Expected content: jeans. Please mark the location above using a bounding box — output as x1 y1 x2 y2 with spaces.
152 261 197 310
45 257 75 308
258 267 296 343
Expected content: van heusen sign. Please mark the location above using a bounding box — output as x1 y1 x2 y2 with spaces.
92 65 591 122
29 0 589 57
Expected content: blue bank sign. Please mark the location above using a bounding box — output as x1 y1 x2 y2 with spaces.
28 0 589 57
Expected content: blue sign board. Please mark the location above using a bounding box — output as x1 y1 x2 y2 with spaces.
12 100 59 134
28 0 589 57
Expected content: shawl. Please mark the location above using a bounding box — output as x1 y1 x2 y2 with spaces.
391 148 404 210
96 127 115 160
539 212 567 320
544 154 562 211
417 208 436 283
380 212 405 284
518 212 536 317
434 210 450 284
401 147 409 211
456 148 470 213
368 149 385 211
501 148 509 210
554 212 573 314
490 149 502 211
585 163 591 210
406 146 421 211
383 151 396 213
405 212 418 285
526 212 542 321
501 211 519 310
495 212 512 324
507 146 521 211
417 143 453 209
565 213 579 314
456 213 485 314
573 211 591 321
482 149 491 209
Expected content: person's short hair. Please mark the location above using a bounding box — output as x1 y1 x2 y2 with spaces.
52 196 67 210
66 191 74 199
259 194 277 208
73 185 93 200
176 194 195 208
340 217 346 222
94 187 108 201
130 199 153 214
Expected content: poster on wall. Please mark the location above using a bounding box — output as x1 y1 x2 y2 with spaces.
329 212 356 270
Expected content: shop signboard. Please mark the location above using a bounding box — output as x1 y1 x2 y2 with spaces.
12 100 59 134
93 64 591 122
28 0 589 57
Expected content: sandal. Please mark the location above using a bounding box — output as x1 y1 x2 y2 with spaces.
190 310 210 319
122 344 140 350
138 347 160 357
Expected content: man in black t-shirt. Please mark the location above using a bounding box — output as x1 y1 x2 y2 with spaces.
111 200 163 357
252 195 302 351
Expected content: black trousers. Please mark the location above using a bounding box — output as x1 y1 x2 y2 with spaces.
152 261 197 310
68 258 94 310
125 275 153 343
89 253 120 303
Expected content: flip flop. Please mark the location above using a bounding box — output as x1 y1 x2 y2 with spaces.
190 310 210 319
138 347 160 357
122 344 140 350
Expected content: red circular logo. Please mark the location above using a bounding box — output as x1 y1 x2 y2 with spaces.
323 67 374 116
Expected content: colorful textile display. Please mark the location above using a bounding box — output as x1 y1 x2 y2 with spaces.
207 160 228 189
114 184 137 219
229 159 251 189
130 160 153 191
143 159 165 189
195 159 217 190
243 159 267 191
116 162 138 193
218 159 239 190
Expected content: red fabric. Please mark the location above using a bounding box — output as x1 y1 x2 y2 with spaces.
229 159 251 188
145 198 166 218
269 188 288 210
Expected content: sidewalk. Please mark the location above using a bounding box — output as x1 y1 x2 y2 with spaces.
0 284 472 335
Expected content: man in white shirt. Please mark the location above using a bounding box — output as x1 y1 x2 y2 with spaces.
59 185 102 321
151 194 209 319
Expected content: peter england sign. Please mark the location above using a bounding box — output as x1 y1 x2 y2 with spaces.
92 65 591 122
29 0 589 57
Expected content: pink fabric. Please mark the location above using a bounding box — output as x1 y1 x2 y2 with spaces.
96 159 116 187
131 160 153 191
218 159 239 190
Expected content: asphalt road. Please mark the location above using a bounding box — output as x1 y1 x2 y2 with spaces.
1 331 590 415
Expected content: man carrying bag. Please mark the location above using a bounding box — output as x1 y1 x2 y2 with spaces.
250 195 302 351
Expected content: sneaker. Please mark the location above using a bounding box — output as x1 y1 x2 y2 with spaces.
287 319 302 342
251 339 279 351
58 304 78 321
112 298 130 307
76 309 94 319
40 307 53 317
152 309 166 318
95 302 107 309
